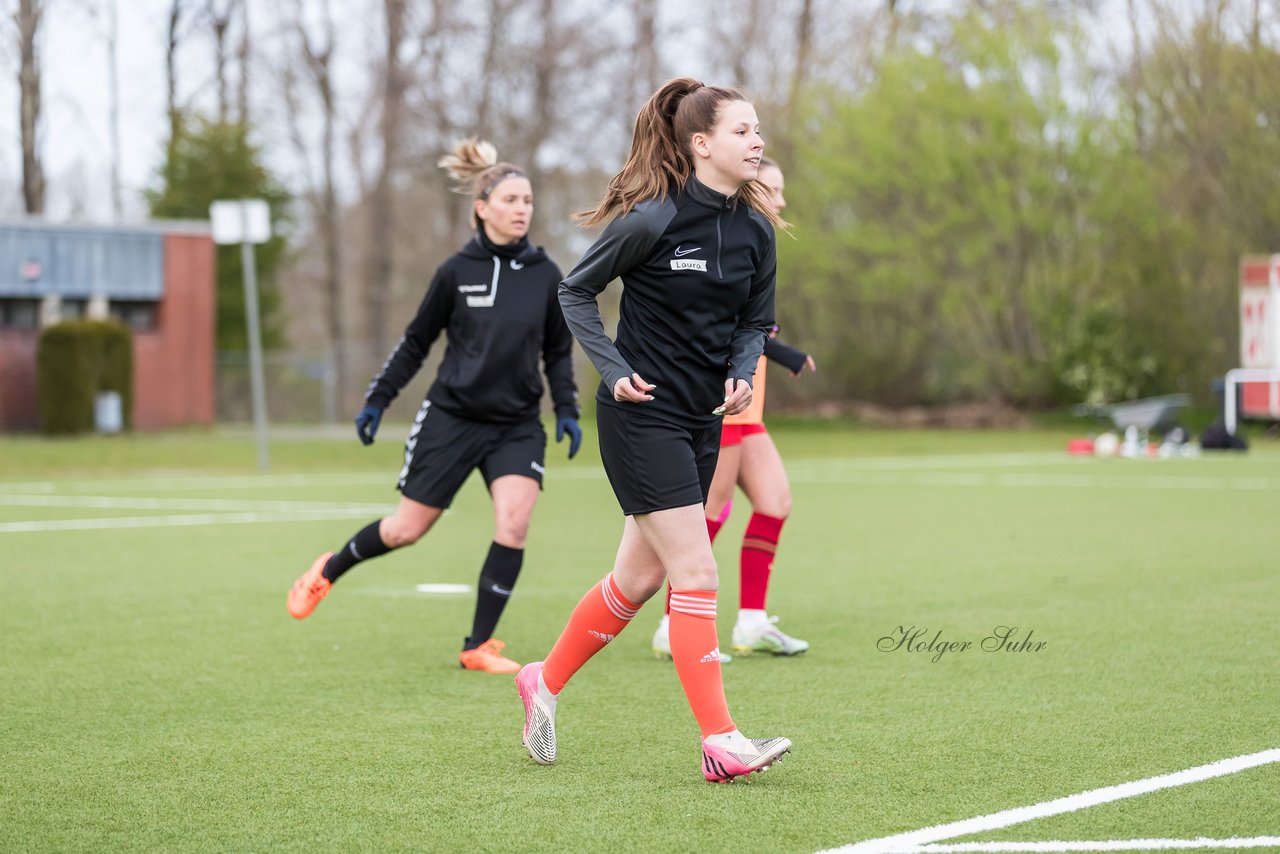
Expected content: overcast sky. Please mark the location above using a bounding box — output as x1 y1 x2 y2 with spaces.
0 0 384 221
0 0 1190 224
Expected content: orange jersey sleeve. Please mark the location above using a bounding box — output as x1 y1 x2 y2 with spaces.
723 354 767 426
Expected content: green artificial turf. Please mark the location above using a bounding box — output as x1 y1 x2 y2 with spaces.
1 423 1276 852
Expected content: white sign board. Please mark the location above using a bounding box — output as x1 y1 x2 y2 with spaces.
209 199 271 245
1236 254 1280 424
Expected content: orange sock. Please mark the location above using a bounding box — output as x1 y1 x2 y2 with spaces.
542 573 639 695
669 589 734 737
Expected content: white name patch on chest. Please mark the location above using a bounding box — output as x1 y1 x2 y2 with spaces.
670 259 708 272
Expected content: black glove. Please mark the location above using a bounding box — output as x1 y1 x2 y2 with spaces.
355 404 384 446
555 416 582 460
763 337 810 375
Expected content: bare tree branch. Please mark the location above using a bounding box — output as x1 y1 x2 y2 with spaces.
17 0 45 214
365 0 408 356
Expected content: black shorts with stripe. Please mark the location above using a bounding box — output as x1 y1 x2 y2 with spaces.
397 401 546 509
596 402 720 516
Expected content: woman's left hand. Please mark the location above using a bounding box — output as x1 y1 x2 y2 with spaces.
716 378 752 416
791 354 817 377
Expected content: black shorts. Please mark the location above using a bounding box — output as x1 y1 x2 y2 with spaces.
596 402 721 516
397 401 546 509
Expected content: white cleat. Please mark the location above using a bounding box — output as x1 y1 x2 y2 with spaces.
516 661 557 764
652 618 731 662
702 730 793 782
731 615 810 656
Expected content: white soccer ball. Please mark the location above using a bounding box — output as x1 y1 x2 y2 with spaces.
1093 431 1119 457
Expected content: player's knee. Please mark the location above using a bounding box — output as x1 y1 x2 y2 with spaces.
632 571 666 603
612 564 666 604
495 512 531 548
755 491 791 520
681 557 719 590
382 517 426 548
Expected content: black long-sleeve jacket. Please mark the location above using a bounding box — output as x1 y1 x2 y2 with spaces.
364 234 579 424
558 176 776 429
763 337 808 374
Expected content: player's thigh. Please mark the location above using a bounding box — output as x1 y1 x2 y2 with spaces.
738 431 792 518
488 474 541 547
706 442 741 518
633 504 718 590
382 495 445 545
611 516 667 603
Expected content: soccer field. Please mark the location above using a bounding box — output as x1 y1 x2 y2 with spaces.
1 424 1277 853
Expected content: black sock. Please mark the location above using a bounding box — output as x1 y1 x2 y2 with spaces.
463 542 523 650
322 520 392 583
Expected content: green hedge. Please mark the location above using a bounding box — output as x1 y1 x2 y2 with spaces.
36 320 134 435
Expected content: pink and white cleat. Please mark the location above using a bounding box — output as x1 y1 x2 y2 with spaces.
701 731 792 782
516 661 557 765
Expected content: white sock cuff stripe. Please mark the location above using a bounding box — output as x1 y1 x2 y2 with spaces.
602 574 639 621
670 593 717 618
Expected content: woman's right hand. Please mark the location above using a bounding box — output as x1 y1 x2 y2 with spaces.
613 373 655 403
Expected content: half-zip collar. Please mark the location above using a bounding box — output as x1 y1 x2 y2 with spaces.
682 174 737 212
462 229 548 266
682 175 734 279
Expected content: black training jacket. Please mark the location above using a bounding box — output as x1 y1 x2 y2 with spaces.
364 233 579 424
558 175 776 429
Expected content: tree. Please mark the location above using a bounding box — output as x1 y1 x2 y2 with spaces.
147 117 291 352
206 0 242 124
363 0 407 359
284 0 347 405
16 0 45 214
781 3 1139 406
1125 5 1280 386
73 0 123 219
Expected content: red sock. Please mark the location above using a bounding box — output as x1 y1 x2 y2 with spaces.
740 513 784 611
542 573 639 695
706 500 732 545
669 589 734 737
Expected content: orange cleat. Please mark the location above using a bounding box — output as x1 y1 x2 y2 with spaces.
459 638 521 673
287 552 333 619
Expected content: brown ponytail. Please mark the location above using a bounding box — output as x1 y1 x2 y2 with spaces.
438 138 528 228
577 78 786 230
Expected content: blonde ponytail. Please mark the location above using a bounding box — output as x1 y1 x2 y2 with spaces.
439 138 528 227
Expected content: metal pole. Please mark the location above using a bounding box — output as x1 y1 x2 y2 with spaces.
1224 367 1280 436
323 347 337 424
240 213 270 472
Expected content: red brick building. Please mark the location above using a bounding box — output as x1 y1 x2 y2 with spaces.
0 220 215 431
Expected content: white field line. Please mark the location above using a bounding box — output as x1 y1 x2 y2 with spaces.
916 840 1280 852
0 508 380 534
0 452 1092 494
1 451 1276 497
786 469 1280 491
0 472 391 494
823 748 1280 854
0 470 606 493
0 494 393 513
790 453 1079 471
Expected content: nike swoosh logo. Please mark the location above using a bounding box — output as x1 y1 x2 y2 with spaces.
673 245 701 257
490 584 512 596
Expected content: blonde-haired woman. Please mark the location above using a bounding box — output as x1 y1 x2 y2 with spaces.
288 139 581 674
516 79 792 782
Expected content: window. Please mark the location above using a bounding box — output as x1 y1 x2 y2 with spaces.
109 301 158 332
0 299 39 330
